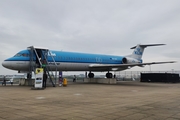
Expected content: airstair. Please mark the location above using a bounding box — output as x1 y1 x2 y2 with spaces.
27 46 57 87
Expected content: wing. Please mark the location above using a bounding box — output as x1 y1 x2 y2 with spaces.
89 61 176 71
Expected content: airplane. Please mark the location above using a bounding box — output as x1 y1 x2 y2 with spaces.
2 44 175 78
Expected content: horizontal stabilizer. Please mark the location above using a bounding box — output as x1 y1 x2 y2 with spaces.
131 44 166 49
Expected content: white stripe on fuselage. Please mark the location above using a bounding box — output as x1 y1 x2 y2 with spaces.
7 61 108 72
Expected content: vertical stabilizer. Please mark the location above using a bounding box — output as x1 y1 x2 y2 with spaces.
128 44 165 60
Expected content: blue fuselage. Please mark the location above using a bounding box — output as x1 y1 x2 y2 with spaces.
2 49 127 72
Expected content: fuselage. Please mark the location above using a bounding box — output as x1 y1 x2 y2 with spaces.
2 49 129 72
2 44 173 78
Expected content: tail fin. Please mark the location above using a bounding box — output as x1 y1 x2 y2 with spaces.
128 44 165 60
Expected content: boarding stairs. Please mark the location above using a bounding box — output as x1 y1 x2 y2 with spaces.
28 46 57 87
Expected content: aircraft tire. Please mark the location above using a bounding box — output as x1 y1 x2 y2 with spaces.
88 73 94 78
106 73 113 78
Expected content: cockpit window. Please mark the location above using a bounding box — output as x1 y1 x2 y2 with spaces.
14 53 29 57
14 53 21 57
22 53 29 57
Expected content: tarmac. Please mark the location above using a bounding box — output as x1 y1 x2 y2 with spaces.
0 81 180 120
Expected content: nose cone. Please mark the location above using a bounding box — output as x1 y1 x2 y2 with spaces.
2 61 11 69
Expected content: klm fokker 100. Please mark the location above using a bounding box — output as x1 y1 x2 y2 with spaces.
2 44 175 78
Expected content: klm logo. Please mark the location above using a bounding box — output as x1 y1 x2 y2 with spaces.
134 48 142 55
48 51 56 56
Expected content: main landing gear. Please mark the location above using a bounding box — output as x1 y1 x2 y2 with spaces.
88 72 94 78
88 72 113 78
106 72 113 78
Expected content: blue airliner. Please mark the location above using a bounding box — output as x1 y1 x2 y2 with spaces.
2 44 175 78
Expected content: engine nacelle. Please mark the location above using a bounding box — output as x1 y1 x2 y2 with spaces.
122 57 141 64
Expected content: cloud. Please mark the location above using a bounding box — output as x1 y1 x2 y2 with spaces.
0 0 180 75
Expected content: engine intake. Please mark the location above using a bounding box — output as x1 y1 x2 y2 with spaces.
122 57 140 64
122 57 127 64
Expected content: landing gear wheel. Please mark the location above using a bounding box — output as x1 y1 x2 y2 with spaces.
88 73 94 78
106 73 113 78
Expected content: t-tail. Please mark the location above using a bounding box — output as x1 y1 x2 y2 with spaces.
127 44 166 61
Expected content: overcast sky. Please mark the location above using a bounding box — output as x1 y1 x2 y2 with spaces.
0 0 179 75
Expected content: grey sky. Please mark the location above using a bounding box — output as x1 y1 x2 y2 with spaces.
0 0 179 75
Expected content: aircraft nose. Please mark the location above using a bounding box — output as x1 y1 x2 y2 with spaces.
2 61 11 69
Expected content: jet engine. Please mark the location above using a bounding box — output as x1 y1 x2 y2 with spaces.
122 57 141 64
